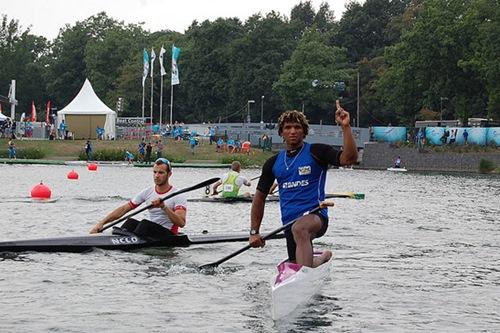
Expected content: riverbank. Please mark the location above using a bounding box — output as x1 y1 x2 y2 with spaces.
361 142 500 173
2 138 499 173
0 138 274 167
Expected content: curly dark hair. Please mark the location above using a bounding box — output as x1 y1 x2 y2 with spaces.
277 110 309 137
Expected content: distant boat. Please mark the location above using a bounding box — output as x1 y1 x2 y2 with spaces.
387 167 407 172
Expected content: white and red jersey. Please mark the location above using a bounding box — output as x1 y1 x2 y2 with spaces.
129 185 187 234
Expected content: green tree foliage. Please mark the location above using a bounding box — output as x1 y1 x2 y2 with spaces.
273 29 353 123
377 0 496 125
334 0 412 62
182 18 245 123
1 0 498 127
0 15 49 118
459 0 500 119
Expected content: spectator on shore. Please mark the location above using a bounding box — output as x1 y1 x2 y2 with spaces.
125 150 134 164
463 129 469 145
417 129 425 149
394 156 402 168
216 137 224 153
441 129 450 145
208 126 215 145
155 140 164 159
189 135 198 155
96 127 104 140
49 124 56 140
145 142 153 163
138 138 146 162
84 140 93 161
227 138 235 153
11 120 17 139
235 139 241 153
8 139 16 159
58 120 66 139
449 129 457 145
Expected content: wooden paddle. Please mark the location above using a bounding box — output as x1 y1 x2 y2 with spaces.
199 201 334 270
101 177 220 232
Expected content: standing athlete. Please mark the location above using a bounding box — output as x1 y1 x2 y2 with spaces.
249 100 358 268
89 158 187 238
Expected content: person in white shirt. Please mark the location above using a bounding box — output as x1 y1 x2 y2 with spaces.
89 158 187 237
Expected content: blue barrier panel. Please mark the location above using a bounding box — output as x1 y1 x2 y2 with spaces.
467 127 487 145
372 126 407 143
486 127 500 146
425 127 445 145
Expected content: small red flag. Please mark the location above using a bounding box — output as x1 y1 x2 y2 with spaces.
31 101 37 122
45 100 51 124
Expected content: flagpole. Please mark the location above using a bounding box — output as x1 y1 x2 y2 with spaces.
150 68 154 128
160 76 163 126
170 84 174 125
142 84 145 119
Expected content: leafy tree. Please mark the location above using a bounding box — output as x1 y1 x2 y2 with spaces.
273 29 353 124
459 0 500 119
377 0 491 125
0 15 49 119
182 18 245 122
334 0 412 62
226 12 297 123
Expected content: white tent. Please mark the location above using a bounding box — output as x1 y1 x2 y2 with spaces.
0 112 7 121
57 79 116 139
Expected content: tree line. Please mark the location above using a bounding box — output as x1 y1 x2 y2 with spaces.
0 0 498 127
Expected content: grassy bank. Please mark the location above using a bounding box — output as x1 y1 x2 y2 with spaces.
0 138 275 167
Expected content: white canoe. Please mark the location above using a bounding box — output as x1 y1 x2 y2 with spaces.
387 167 407 172
271 252 332 320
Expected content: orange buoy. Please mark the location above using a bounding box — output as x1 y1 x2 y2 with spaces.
87 163 98 171
31 182 52 199
67 170 79 180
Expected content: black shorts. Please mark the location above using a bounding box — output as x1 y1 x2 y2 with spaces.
120 218 174 240
284 212 329 262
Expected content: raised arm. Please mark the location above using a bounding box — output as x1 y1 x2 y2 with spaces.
335 100 358 166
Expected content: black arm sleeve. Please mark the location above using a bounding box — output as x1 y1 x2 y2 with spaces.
310 143 341 169
256 154 278 194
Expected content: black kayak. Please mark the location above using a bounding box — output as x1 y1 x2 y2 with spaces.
0 230 284 253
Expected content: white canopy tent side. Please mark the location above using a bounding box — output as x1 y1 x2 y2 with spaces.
57 79 116 139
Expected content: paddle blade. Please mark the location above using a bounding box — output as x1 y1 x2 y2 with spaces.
199 262 218 270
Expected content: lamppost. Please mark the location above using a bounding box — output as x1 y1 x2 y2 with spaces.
440 97 448 121
260 95 264 123
247 100 255 123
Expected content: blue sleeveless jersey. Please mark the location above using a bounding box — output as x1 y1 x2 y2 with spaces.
272 143 327 225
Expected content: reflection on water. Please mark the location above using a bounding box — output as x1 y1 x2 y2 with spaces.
0 164 499 332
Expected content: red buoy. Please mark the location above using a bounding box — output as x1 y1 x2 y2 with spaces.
31 182 52 199
67 170 79 180
87 163 98 171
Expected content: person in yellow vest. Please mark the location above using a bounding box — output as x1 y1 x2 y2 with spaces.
212 161 251 198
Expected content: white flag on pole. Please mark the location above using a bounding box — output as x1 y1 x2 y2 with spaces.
150 48 156 78
159 46 167 76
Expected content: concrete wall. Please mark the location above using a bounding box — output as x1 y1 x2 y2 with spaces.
360 142 500 172
200 122 369 149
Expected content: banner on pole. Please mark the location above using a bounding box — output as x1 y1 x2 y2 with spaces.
171 45 181 85
45 100 51 124
159 46 167 76
142 49 149 87
150 48 156 78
